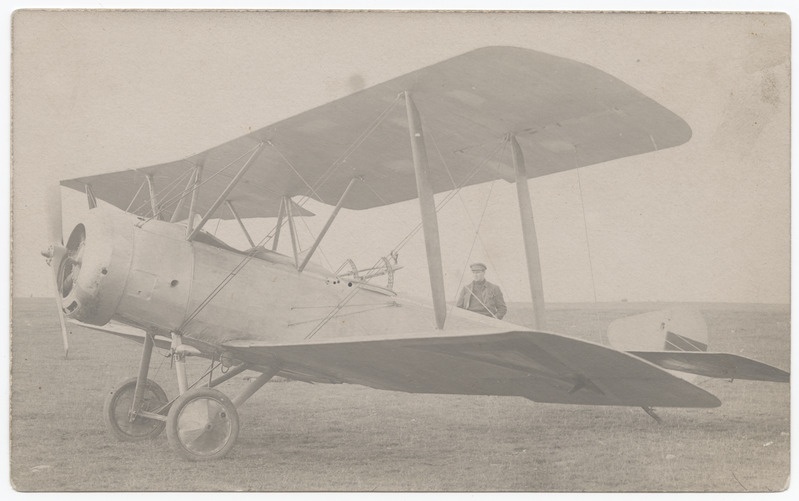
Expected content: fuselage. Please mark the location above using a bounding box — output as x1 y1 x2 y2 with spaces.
56 208 504 353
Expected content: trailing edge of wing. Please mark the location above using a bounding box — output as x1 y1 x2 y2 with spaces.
222 330 720 408
61 46 691 216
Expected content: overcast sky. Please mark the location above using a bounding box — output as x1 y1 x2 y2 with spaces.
10 11 790 304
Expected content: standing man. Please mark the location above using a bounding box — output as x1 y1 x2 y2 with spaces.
456 263 507 320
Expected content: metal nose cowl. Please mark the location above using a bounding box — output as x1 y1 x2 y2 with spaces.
59 224 86 306
56 209 136 325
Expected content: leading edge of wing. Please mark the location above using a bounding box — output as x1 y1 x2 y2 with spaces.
222 329 720 408
61 46 692 215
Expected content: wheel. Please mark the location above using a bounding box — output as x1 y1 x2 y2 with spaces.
104 377 168 442
166 387 239 461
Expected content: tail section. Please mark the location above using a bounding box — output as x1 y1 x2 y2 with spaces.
607 309 707 352
628 351 789 383
608 309 789 383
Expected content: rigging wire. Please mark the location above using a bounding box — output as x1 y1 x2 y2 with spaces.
253 95 403 259
300 129 510 339
389 138 508 255
178 198 313 331
268 141 326 204
575 167 604 344
298 211 334 271
129 163 195 218
428 130 511 313
306 135 510 336
140 143 264 226
449 179 497 317
176 98 404 330
176 95 508 336
294 93 403 208
124 181 147 213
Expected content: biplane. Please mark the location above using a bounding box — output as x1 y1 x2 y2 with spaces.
41 46 789 461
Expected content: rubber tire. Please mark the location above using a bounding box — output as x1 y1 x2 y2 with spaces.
104 377 168 442
166 387 240 461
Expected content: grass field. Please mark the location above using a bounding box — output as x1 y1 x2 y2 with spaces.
9 298 790 491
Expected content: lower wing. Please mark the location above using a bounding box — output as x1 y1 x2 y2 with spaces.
223 329 721 408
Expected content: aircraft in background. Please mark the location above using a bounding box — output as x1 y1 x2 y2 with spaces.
41 47 789 461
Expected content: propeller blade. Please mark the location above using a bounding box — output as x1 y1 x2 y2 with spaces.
44 244 70 359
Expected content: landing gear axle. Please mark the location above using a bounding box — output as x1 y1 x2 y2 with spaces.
104 377 168 441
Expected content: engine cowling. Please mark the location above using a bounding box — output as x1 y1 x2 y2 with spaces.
57 209 137 325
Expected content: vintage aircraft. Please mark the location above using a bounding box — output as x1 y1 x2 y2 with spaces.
42 46 789 461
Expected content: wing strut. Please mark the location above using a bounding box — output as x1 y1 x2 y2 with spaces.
272 197 285 251
145 174 160 220
185 165 203 237
299 177 360 272
225 200 256 248
510 135 547 329
404 91 446 329
85 184 97 209
187 143 265 241
170 171 196 223
284 196 301 268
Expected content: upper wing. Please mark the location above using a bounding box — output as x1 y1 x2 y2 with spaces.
222 329 720 408
60 164 314 220
62 46 691 216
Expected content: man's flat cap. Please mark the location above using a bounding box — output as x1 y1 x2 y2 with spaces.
470 262 487 271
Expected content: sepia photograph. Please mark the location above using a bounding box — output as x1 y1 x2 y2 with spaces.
8 7 791 492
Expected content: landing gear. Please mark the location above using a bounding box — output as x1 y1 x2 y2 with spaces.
166 387 239 461
104 377 168 441
103 330 277 460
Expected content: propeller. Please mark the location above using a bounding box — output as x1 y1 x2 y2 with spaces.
42 183 70 359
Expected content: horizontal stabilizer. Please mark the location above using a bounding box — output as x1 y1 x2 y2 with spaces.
629 351 789 383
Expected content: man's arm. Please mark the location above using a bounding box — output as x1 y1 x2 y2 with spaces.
494 287 507 320
455 286 467 308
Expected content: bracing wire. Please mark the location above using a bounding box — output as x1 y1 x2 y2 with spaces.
428 130 511 312
305 134 510 336
300 125 510 339
390 138 508 255
177 95 509 335
575 167 604 344
141 143 264 226
129 163 195 217
295 93 403 207
449 179 497 317
256 95 402 250
298 212 334 271
124 181 147 213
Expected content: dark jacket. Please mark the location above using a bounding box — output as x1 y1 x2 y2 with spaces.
456 280 507 319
